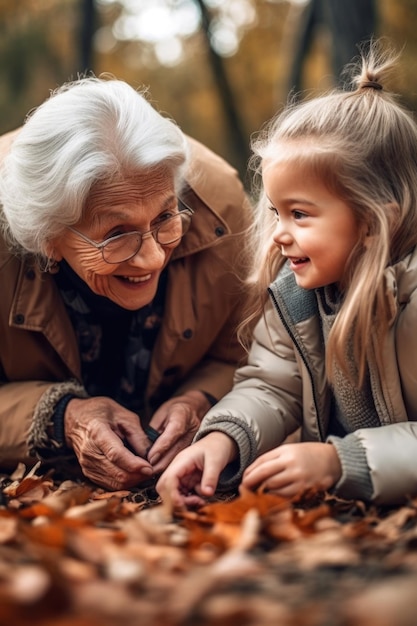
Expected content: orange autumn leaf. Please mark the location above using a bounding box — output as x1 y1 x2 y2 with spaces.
193 487 291 525
4 476 47 498
20 520 68 549
19 503 59 520
292 504 332 532
2 462 417 625
17 485 93 519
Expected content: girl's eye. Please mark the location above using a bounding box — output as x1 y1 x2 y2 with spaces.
267 205 279 218
293 210 307 220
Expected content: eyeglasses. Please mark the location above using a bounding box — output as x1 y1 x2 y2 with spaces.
67 204 193 264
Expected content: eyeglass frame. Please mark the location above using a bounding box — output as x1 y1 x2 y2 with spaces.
66 200 194 264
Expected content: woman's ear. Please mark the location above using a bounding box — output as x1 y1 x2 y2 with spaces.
43 239 63 262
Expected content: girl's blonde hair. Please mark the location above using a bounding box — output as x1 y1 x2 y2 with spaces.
243 40 417 385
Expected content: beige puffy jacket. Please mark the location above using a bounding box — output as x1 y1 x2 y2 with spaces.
197 248 417 504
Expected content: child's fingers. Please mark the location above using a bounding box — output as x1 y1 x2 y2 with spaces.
199 458 223 497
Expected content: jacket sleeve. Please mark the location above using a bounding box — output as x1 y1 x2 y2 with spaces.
348 422 417 504
0 379 87 470
345 279 417 504
195 301 304 488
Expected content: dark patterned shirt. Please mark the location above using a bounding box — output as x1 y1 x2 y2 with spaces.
54 261 166 415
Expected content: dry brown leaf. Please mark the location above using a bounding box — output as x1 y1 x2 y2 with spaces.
66 525 126 565
265 508 304 542
373 505 417 541
38 485 92 514
5 565 51 603
19 520 69 549
292 503 332 531
64 497 119 522
9 462 29 481
2 466 417 625
4 476 48 500
342 576 417 626
58 556 98 583
0 511 18 544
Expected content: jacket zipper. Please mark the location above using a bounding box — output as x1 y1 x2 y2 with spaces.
268 287 325 441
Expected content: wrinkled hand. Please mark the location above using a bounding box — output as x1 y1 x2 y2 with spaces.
156 431 238 508
146 390 212 474
64 396 154 490
242 442 342 498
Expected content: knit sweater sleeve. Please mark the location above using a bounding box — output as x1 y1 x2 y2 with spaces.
327 433 373 501
28 380 88 459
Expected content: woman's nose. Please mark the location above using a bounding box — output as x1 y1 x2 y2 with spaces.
129 233 166 268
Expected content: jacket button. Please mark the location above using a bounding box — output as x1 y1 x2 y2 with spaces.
25 269 35 280
215 226 225 237
163 366 180 376
183 328 193 339
14 314 25 324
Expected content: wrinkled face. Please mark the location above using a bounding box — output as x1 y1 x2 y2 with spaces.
263 159 362 290
52 169 179 310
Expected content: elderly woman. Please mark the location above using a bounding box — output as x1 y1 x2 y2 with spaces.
0 76 253 490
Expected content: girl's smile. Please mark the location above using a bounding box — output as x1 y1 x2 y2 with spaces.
287 256 310 270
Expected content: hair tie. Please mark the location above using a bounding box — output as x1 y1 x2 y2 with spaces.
361 80 383 91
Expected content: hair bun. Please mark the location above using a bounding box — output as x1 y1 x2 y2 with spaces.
360 80 383 91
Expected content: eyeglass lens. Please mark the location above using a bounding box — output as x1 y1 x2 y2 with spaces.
102 211 191 263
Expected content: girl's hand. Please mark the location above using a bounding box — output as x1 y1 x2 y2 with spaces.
156 432 238 509
242 442 342 498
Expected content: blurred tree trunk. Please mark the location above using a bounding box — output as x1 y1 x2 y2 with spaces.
79 0 96 74
285 0 378 94
194 0 250 179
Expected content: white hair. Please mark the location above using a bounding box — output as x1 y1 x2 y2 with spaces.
0 76 189 257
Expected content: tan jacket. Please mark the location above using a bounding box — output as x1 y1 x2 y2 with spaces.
0 132 253 467
198 248 417 504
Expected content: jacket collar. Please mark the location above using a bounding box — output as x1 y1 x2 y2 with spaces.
172 184 231 260
8 257 81 376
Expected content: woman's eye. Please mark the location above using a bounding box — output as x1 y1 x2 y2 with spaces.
105 228 126 240
155 211 177 224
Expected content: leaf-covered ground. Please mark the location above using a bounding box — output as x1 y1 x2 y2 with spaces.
1 463 417 626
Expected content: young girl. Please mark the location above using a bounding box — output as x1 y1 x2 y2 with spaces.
156 41 417 507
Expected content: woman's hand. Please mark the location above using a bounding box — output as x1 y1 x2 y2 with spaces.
64 396 154 490
156 431 238 508
242 442 342 498
146 390 212 474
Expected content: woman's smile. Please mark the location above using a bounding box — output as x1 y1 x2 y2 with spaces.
118 273 152 284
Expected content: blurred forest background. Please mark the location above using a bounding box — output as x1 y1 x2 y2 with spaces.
0 0 416 183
